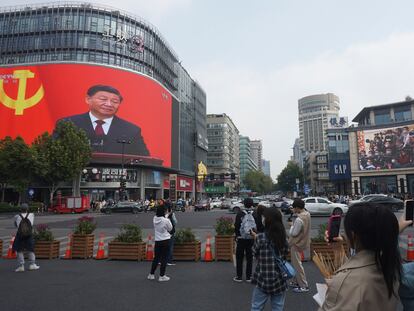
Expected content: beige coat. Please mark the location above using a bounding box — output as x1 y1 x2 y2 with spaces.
319 250 398 311
288 210 311 251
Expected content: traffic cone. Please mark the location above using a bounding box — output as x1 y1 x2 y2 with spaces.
146 234 154 261
94 233 108 260
204 234 213 262
5 236 17 259
61 233 72 259
407 235 414 261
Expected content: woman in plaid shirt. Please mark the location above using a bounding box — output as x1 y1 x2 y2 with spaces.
250 208 288 311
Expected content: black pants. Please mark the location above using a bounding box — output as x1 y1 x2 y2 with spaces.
236 238 254 279
150 239 170 276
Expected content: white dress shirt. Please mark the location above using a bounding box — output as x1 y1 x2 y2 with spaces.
89 112 114 135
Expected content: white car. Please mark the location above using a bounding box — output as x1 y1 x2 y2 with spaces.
230 200 244 213
303 197 348 216
210 199 223 209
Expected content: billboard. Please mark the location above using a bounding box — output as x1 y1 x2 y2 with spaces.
357 125 414 170
329 159 351 181
0 63 179 168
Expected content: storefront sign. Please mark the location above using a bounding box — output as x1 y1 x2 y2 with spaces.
205 186 228 194
329 160 351 181
177 176 193 192
169 174 177 201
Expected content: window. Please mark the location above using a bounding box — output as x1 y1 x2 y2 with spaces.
394 105 412 122
374 109 391 125
306 198 316 203
318 198 329 204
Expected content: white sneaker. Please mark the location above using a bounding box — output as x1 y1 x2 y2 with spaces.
28 264 40 271
147 274 155 280
15 266 25 272
167 263 176 266
158 275 170 282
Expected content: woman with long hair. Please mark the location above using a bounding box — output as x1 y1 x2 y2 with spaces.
250 208 288 311
320 202 404 310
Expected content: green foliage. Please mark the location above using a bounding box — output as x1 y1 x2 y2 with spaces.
0 136 35 202
276 161 304 192
114 224 143 243
33 224 54 241
243 170 274 194
175 228 198 244
74 216 96 235
311 223 328 243
31 121 91 203
215 217 235 235
0 202 39 213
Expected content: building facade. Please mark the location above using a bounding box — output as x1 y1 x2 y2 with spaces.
262 159 271 177
206 114 240 195
298 93 340 153
292 138 304 168
0 2 207 202
304 151 332 194
239 135 258 187
250 140 263 171
349 98 414 196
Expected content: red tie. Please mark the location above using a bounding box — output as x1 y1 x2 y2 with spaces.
95 120 105 136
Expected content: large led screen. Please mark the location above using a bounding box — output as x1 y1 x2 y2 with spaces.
0 63 179 168
357 125 414 170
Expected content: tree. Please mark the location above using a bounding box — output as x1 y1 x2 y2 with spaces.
0 136 34 203
32 121 91 205
277 161 303 193
243 170 274 194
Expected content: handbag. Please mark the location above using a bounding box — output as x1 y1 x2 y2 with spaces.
269 241 296 281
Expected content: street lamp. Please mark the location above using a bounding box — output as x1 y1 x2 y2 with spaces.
117 138 131 201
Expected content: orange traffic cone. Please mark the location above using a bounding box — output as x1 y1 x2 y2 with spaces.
94 234 107 260
61 233 72 259
204 234 213 262
5 236 17 259
407 235 414 261
146 234 154 261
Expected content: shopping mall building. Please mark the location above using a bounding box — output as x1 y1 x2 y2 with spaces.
0 2 207 202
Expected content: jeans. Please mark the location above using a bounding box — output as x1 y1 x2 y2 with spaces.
167 235 175 263
236 239 254 279
150 239 170 276
17 251 36 266
251 286 286 311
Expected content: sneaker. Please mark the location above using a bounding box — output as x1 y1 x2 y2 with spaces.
293 287 309 293
245 278 252 283
28 264 40 271
15 266 25 272
158 275 170 282
288 281 299 288
147 274 155 280
167 263 176 266
233 277 243 283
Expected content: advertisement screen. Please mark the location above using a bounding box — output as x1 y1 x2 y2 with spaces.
357 125 414 170
0 63 179 168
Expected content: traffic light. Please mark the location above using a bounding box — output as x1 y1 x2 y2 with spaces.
231 173 236 180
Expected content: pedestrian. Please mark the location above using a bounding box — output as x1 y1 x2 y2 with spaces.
253 204 266 233
233 197 257 282
288 198 311 293
319 202 409 310
13 203 40 272
148 205 172 282
250 208 288 311
166 204 177 266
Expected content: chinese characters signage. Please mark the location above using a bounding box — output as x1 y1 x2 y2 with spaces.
102 27 144 53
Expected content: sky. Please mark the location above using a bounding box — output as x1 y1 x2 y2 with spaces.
4 0 414 179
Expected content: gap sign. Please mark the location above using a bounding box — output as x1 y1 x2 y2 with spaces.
329 159 351 181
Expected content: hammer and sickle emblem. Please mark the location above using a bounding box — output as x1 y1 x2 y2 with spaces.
0 70 44 115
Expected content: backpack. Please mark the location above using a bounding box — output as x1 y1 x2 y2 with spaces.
240 210 257 239
17 213 33 238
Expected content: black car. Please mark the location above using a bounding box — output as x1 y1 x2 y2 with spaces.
351 195 403 211
194 200 210 211
101 201 143 214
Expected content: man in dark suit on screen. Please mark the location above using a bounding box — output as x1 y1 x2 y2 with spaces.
56 85 150 156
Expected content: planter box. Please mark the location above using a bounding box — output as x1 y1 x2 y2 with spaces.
72 234 94 259
311 241 348 260
108 241 146 261
215 235 234 261
35 240 60 259
173 241 201 261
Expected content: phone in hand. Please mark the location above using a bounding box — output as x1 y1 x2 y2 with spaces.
406 200 414 226
328 215 342 242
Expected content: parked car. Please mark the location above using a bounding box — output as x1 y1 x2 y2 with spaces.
221 199 232 209
303 197 348 216
350 195 403 211
210 199 223 209
194 200 210 211
229 199 244 213
101 201 143 214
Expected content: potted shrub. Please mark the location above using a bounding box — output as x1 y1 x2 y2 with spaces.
72 216 96 259
108 224 145 260
173 228 201 261
34 224 60 259
214 216 235 261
